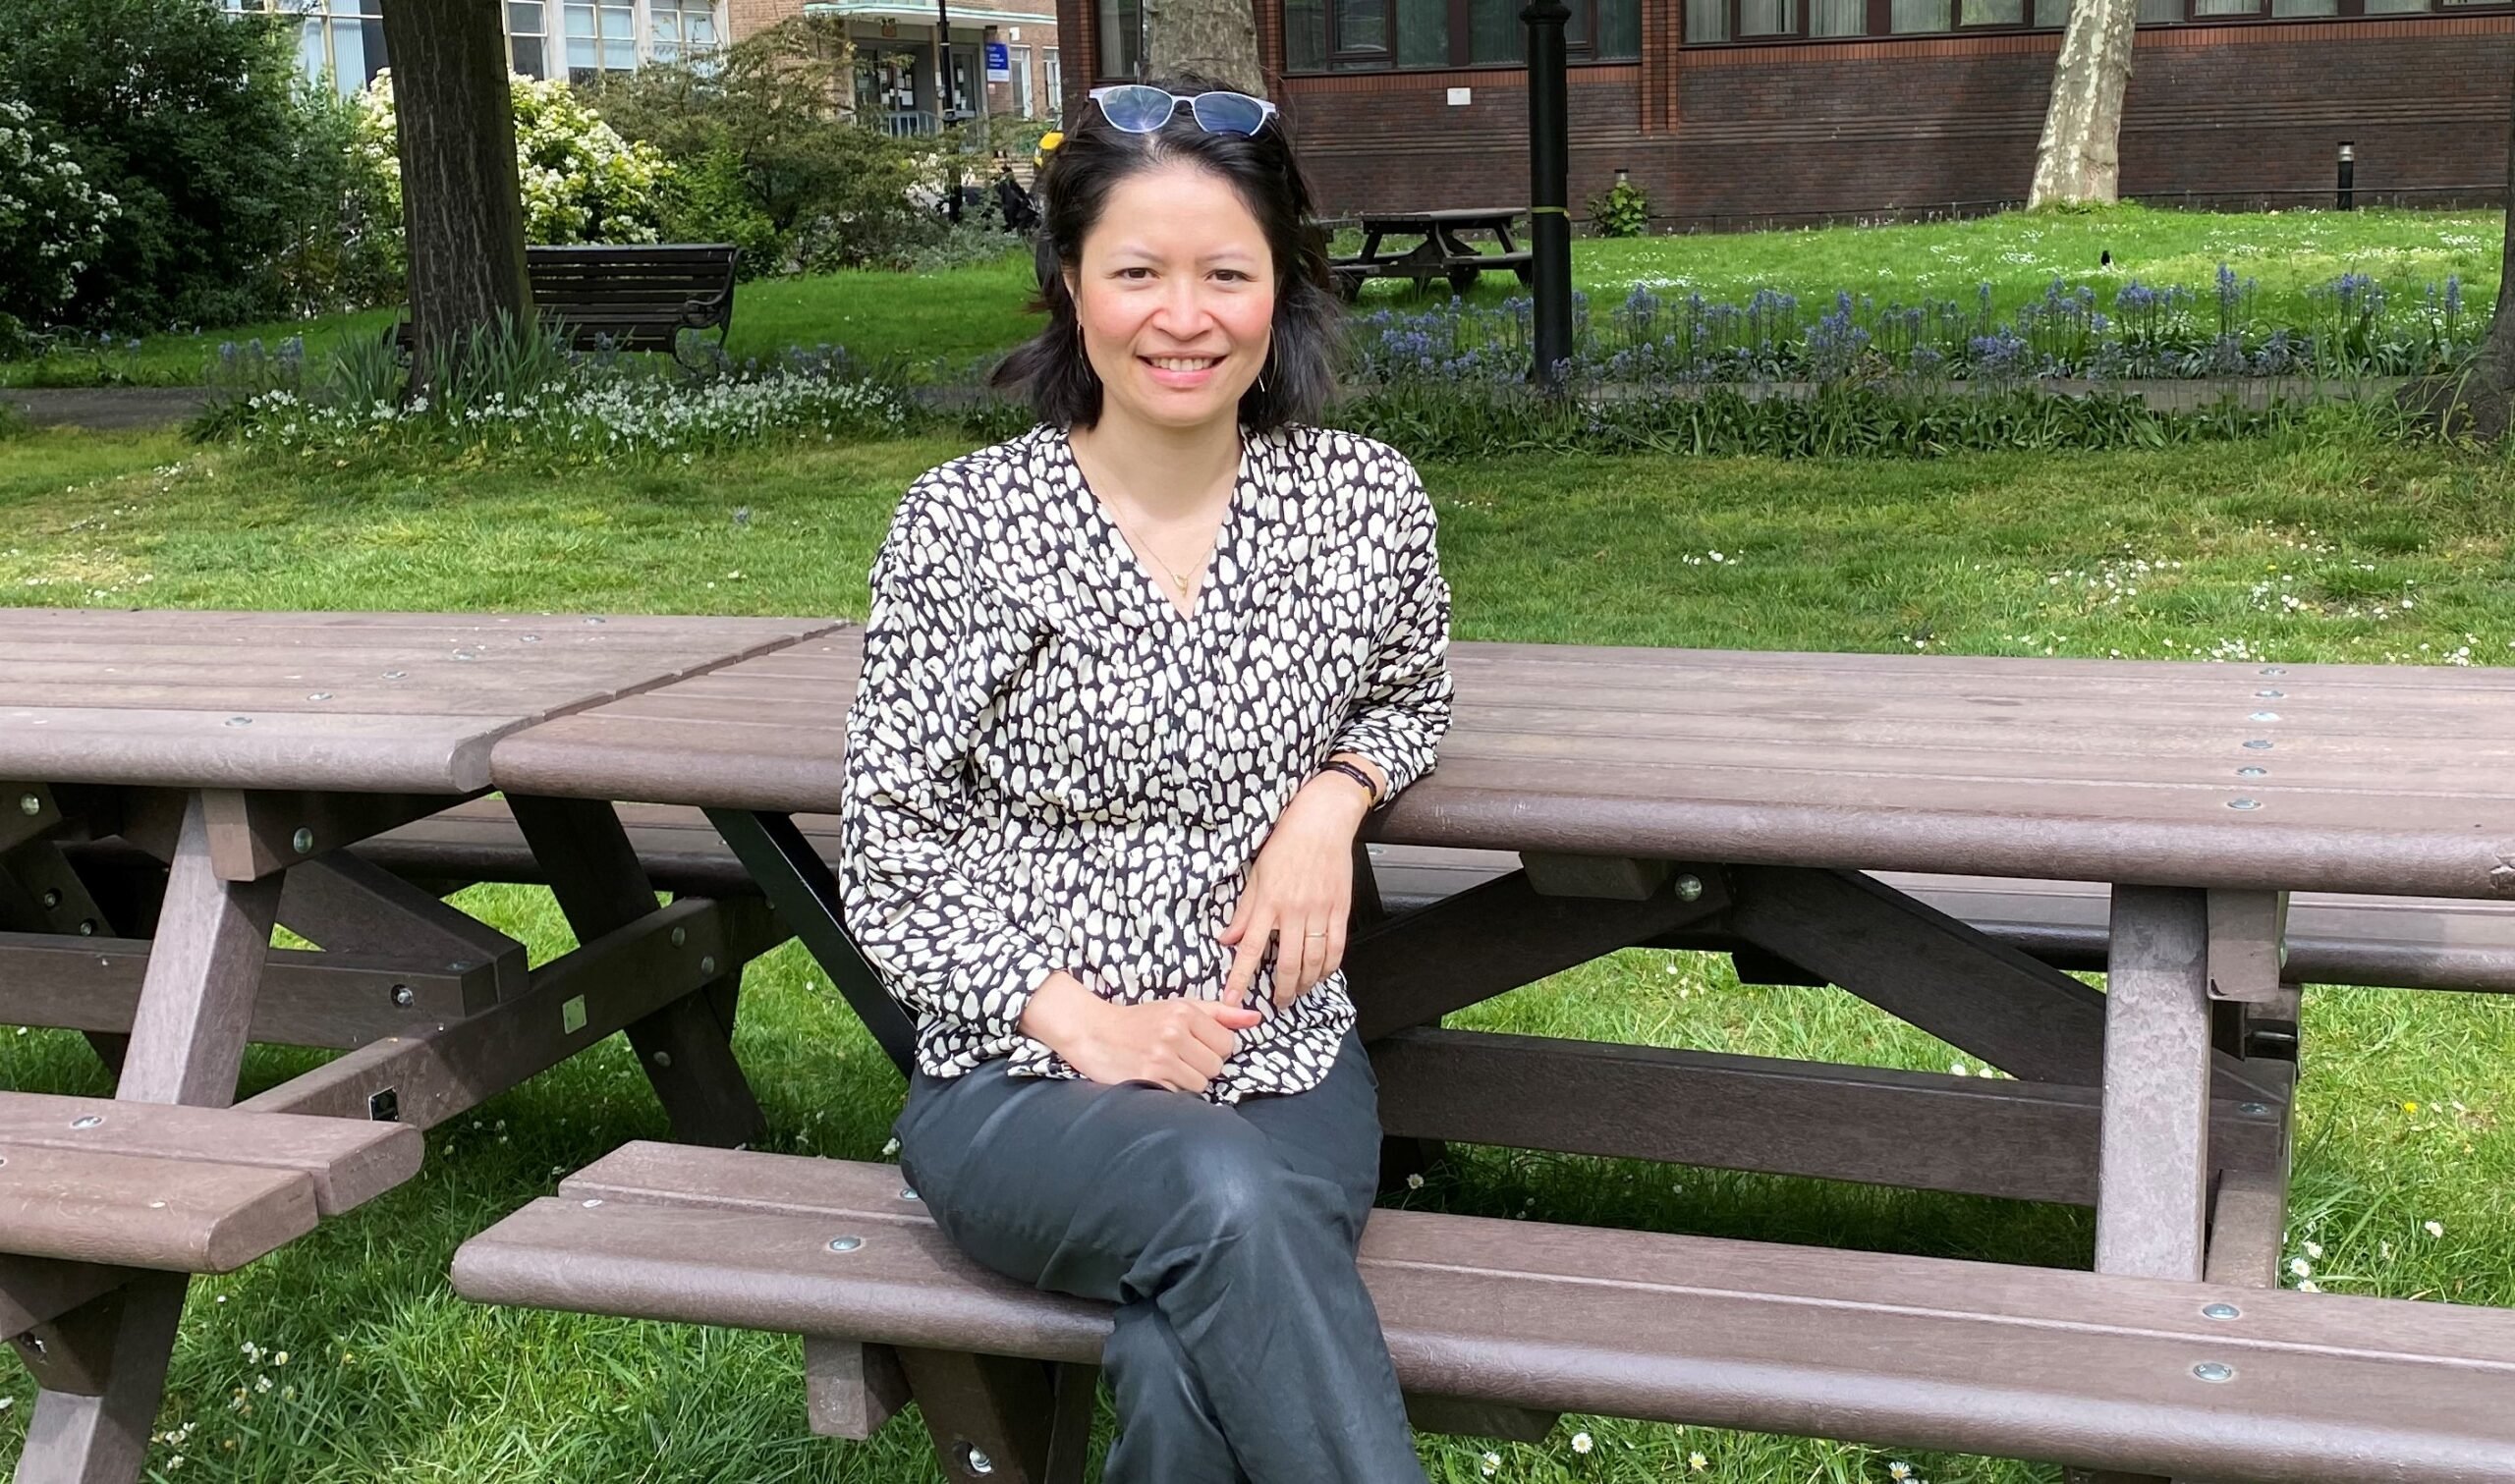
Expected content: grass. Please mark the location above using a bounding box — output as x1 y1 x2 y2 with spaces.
7 203 2499 389
3 424 2515 1481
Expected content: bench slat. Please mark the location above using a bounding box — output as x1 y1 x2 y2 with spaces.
456 1147 2515 1483
0 1092 421 1213
0 1145 315 1272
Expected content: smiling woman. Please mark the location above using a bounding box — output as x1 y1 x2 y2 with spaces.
837 70 1452 1484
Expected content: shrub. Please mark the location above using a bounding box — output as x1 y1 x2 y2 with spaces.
0 98 117 329
588 19 940 273
1587 176 1650 239
0 0 337 328
353 70 674 273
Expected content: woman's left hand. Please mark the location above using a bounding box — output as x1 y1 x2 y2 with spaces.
1218 772 1376 1010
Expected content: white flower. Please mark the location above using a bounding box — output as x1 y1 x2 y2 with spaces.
2297 1280 2320 1292
2425 1220 2445 1237
1480 1451 1501 1476
1889 1465 1913 1481
2303 1240 2322 1259
1570 1431 1593 1455
2288 1257 2312 1278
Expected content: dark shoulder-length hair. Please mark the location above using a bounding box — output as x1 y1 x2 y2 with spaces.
988 71 1342 434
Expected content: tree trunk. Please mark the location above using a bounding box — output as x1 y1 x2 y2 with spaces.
1146 0 1263 93
2029 0 2139 207
381 0 531 381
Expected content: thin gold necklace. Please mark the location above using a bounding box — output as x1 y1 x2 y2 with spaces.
1101 499 1217 607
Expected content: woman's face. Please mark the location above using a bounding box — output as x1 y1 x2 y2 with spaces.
1065 159 1276 435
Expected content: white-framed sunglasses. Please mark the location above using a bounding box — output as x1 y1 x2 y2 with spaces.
1087 84 1280 137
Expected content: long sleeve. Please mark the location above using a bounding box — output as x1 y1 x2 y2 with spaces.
837 483 1065 1042
1327 463 1455 802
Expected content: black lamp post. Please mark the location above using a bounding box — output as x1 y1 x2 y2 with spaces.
1521 0 1574 392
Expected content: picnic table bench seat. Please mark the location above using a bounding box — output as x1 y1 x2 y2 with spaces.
0 1091 419 1273
452 1140 2515 1484
307 797 2515 998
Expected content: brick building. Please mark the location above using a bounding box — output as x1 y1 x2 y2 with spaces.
1054 0 2512 225
737 0 1065 132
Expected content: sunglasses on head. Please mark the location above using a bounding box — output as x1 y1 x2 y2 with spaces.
1087 84 1280 137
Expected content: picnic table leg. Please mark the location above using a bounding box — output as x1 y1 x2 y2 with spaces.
2096 884 2213 1282
13 791 282 1484
0 836 132 1075
703 809 916 1078
509 795 764 1149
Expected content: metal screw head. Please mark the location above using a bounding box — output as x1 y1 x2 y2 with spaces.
2236 767 2266 778
2228 797 2262 811
292 826 315 854
76 919 96 936
307 691 333 701
17 794 39 816
70 1115 103 1129
390 984 416 1008
383 670 407 681
670 926 688 949
1674 875 1705 904
963 1446 994 1476
451 649 477 662
225 716 253 727
2242 739 2273 750
827 1237 864 1253
586 616 607 625
900 1185 921 1201
2202 1302 2243 1321
2239 1101 2272 1117
652 1050 674 1069
39 888 61 909
2192 1361 2235 1383
581 1198 604 1208
2255 689 2284 699
2261 667 2287 677
699 956 717 975
2248 711 2281 723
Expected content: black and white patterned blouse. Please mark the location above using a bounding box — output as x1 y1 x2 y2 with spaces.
836 421 1454 1103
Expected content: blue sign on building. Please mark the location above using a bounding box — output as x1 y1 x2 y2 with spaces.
984 40 1011 82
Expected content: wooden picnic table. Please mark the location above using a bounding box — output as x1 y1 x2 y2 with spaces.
455 626 2515 1479
1329 206 1535 301
0 608 832 1484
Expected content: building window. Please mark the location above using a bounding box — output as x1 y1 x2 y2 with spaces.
1099 0 1144 77
1007 43 1034 117
1043 46 1063 119
224 0 387 94
563 0 718 80
1283 0 1632 71
510 0 550 77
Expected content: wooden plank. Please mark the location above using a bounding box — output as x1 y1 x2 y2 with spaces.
1369 1027 2286 1207
2097 887 2215 1284
0 932 495 1048
275 851 526 999
893 1347 1060 1484
509 796 763 1149
116 793 283 1107
0 1144 314 1272
453 1182 2515 1482
10 1272 187 1484
0 708 516 794
0 784 60 853
802 1338 908 1440
1348 865 1727 1040
0 1093 419 1215
202 789 479 882
235 896 776 1130
0 1258 119 1338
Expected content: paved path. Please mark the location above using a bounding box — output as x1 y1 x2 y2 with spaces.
5 387 213 432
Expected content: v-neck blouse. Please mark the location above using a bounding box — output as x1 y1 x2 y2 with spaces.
835 421 1456 1102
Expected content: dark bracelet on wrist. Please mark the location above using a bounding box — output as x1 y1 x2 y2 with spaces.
1316 758 1384 810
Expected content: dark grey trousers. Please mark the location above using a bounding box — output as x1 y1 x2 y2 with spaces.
894 1028 1427 1484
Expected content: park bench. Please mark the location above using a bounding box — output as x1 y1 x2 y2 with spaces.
454 1140 2515 1484
421 628 2515 1483
386 243 739 366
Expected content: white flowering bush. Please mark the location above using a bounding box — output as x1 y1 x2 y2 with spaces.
0 98 118 327
354 71 672 267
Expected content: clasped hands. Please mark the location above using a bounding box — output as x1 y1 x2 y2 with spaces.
1014 764 1379 1094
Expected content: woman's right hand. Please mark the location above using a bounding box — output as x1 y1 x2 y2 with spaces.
1017 971 1263 1094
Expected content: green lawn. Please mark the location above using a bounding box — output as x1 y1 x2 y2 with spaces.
8 203 2498 389
2 426 2513 1481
